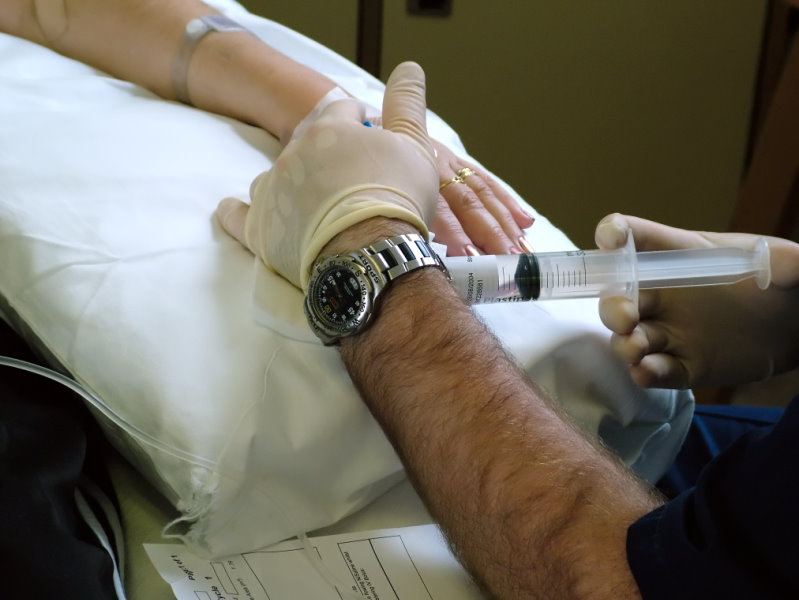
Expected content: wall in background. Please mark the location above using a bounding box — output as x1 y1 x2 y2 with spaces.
240 0 358 62
382 1 766 247
242 1 766 248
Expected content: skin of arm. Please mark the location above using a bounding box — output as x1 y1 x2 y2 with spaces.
0 0 336 143
324 216 663 600
0 1 535 255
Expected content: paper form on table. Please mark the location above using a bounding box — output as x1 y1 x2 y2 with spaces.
144 523 484 599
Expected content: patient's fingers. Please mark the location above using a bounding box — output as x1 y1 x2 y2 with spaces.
216 198 252 253
460 158 534 230
430 196 474 256
461 168 525 248
442 176 519 254
428 141 533 254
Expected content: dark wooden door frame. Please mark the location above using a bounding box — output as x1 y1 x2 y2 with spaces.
357 0 384 78
729 0 799 238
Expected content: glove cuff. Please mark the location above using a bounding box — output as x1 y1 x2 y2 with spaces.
300 191 429 290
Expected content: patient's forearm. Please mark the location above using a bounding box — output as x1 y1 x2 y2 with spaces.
330 219 662 599
0 0 335 143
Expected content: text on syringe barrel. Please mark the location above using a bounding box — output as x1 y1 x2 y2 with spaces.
444 250 635 304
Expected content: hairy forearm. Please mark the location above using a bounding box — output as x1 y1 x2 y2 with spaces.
0 0 335 142
329 220 662 599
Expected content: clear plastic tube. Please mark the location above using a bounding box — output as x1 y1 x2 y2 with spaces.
443 236 771 305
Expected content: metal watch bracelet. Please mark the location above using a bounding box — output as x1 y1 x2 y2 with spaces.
360 233 448 282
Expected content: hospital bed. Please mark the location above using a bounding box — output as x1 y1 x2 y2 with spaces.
0 1 693 597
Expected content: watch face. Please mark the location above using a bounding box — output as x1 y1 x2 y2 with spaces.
310 261 371 335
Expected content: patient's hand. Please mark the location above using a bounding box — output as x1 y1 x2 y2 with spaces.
298 99 533 256
431 139 534 255
596 213 799 389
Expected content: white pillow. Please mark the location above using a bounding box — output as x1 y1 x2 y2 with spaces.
0 2 692 557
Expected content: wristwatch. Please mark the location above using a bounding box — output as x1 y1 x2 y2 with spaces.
304 233 448 345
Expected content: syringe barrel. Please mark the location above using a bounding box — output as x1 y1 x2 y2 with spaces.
444 245 636 304
444 254 528 303
533 248 635 300
442 236 768 306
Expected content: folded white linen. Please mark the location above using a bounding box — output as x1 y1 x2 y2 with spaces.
0 0 692 557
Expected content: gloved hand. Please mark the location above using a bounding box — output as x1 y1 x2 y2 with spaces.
216 61 437 290
289 87 381 143
595 213 799 389
291 85 535 257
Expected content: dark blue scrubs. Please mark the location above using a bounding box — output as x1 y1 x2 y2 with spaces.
627 400 799 599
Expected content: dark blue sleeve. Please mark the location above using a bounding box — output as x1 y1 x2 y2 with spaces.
626 397 799 599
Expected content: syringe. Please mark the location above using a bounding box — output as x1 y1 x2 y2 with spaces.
442 236 771 305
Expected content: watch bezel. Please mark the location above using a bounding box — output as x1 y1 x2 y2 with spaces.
304 254 379 345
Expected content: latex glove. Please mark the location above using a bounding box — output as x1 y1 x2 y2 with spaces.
341 110 535 256
595 213 799 389
363 120 537 256
289 87 381 143
216 62 437 290
430 139 535 256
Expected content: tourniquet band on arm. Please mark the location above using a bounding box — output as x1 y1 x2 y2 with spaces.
172 15 251 105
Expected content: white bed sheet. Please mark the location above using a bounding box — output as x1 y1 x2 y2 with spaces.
0 0 692 557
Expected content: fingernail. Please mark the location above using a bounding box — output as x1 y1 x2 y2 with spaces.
518 236 534 254
465 244 480 257
596 220 626 247
510 247 523 255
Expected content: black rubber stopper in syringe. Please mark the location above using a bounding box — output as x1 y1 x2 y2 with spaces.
514 254 541 301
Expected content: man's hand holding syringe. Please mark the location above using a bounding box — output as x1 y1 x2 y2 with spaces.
441 215 799 389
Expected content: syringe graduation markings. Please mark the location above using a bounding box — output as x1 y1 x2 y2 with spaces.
443 237 771 305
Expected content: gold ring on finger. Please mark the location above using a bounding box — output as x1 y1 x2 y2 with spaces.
456 167 475 181
439 175 462 191
439 167 476 191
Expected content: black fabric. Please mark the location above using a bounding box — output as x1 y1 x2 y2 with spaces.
0 321 117 599
627 397 799 599
657 403 784 498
